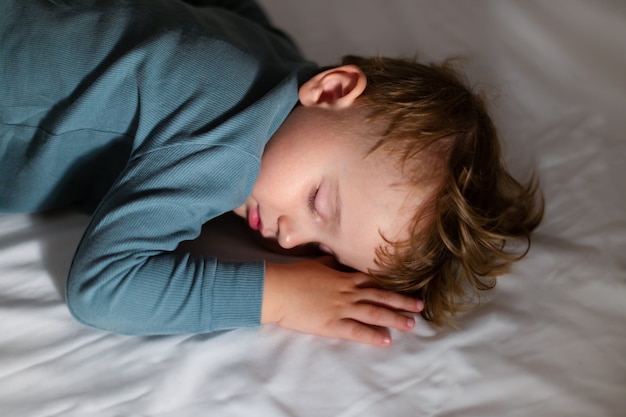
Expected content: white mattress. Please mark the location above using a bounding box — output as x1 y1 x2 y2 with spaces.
1 1 625 416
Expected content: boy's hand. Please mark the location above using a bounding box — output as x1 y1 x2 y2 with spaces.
262 258 423 347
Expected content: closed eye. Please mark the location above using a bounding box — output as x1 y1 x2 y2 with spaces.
308 186 319 214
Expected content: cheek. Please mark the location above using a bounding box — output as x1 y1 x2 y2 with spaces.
257 152 305 190
342 248 380 273
333 230 384 273
254 162 287 199
253 165 307 214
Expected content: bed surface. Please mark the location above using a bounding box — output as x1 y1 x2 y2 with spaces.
1 1 625 416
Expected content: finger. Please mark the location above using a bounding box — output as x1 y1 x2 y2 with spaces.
350 273 377 287
350 303 416 332
357 287 424 313
335 319 393 347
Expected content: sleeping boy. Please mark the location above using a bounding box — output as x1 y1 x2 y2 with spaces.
0 0 542 347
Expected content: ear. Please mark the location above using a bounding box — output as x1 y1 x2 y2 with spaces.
298 64 367 109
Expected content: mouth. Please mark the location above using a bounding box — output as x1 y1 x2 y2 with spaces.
248 205 262 232
318 243 334 256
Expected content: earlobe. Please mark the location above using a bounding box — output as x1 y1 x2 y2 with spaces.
298 65 367 109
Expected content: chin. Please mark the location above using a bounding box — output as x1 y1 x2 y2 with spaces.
251 231 322 257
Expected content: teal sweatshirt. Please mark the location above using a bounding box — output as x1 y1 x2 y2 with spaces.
0 0 318 334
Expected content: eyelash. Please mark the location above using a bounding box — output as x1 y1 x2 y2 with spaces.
308 187 319 214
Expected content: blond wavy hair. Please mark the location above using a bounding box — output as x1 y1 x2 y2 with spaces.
343 55 544 326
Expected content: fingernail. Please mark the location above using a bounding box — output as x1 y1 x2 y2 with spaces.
416 300 424 311
406 317 415 328
382 336 392 346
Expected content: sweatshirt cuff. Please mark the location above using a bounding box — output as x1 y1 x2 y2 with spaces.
209 260 265 330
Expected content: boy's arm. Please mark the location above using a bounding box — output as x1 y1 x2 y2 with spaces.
180 0 298 49
66 147 266 335
263 259 423 347
180 0 273 27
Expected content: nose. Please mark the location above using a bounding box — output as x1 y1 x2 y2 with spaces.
276 215 312 249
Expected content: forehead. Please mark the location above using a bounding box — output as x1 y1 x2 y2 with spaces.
331 152 421 272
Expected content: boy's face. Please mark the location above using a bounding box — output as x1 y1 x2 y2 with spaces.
234 105 425 273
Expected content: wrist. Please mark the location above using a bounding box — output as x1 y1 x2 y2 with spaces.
261 262 288 325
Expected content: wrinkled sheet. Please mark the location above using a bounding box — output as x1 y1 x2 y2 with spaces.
1 1 625 416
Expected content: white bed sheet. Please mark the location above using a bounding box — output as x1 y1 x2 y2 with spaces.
1 1 625 416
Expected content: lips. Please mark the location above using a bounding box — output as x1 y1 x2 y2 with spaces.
318 243 334 256
248 205 261 232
